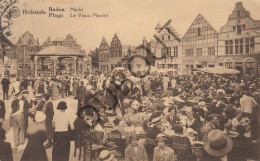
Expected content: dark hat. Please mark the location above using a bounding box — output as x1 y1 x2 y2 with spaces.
22 90 29 94
204 129 233 157
15 90 23 97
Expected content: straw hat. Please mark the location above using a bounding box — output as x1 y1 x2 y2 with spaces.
99 150 115 161
35 111 46 123
151 117 162 126
155 133 168 141
204 129 233 157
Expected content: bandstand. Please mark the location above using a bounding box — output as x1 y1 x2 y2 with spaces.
31 46 85 78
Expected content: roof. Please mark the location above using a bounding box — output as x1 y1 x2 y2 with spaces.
33 46 84 56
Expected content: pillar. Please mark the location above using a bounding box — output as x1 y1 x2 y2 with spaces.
73 57 78 76
81 57 85 76
53 56 58 77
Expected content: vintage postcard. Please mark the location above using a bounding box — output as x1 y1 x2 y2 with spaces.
0 0 259 161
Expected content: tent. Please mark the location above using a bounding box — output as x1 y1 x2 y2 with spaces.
197 66 240 75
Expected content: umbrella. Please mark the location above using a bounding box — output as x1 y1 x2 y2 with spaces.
112 67 126 72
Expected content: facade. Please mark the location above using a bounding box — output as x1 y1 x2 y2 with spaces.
182 14 218 75
155 22 182 74
127 38 156 73
98 34 128 71
218 2 260 77
98 37 110 71
16 31 41 77
40 34 86 76
0 34 16 76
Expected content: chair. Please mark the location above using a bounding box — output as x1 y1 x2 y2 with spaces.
107 132 125 158
74 131 104 161
171 143 193 161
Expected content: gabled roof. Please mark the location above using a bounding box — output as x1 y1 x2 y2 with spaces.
183 13 218 38
228 2 250 20
99 37 109 49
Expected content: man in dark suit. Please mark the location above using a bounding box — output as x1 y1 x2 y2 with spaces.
0 128 13 161
76 81 86 113
0 100 5 128
166 107 180 128
1 75 10 100
125 135 148 161
22 90 33 133
201 114 220 139
42 93 54 148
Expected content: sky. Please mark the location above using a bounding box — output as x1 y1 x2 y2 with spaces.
6 0 260 53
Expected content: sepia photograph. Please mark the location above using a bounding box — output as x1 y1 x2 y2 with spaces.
0 0 259 160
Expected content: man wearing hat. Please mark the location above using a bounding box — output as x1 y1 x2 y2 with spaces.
153 133 175 161
1 75 10 100
10 90 25 147
35 94 45 111
22 90 33 133
203 129 233 161
99 150 117 161
125 135 148 161
76 81 86 113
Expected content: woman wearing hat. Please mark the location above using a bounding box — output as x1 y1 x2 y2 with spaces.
153 133 175 161
52 101 75 161
125 135 148 161
20 111 48 161
124 100 143 127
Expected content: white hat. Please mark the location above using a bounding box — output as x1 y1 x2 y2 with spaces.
99 150 115 161
35 111 46 123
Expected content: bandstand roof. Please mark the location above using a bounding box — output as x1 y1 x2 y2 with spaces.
32 46 84 57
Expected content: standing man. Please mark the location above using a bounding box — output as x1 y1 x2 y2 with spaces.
125 135 148 161
35 94 45 111
76 81 86 113
1 75 10 100
12 78 20 95
10 91 25 148
60 77 67 98
42 93 54 148
0 99 5 128
240 91 257 120
22 90 33 133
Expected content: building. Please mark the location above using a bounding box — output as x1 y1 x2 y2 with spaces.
154 22 182 74
97 34 128 71
182 14 218 75
98 37 110 71
0 34 16 76
218 2 260 77
126 37 156 73
41 34 86 76
16 31 41 77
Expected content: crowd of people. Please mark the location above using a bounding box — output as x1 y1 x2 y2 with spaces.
0 69 259 161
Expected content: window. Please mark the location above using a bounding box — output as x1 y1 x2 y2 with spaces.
162 64 165 68
115 51 118 57
161 47 167 57
173 46 178 57
219 63 223 66
27 39 33 46
237 25 241 35
233 26 236 30
237 10 240 17
168 35 170 40
198 28 201 36
225 62 232 69
167 47 171 57
185 49 194 57
111 51 114 58
250 38 255 54
245 59 254 76
196 48 202 57
119 50 122 57
225 40 233 55
242 24 246 29
208 47 215 56
162 36 164 41
168 64 173 68
235 39 243 54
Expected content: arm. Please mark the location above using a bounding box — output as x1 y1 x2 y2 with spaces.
153 147 157 161
11 101 24 116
